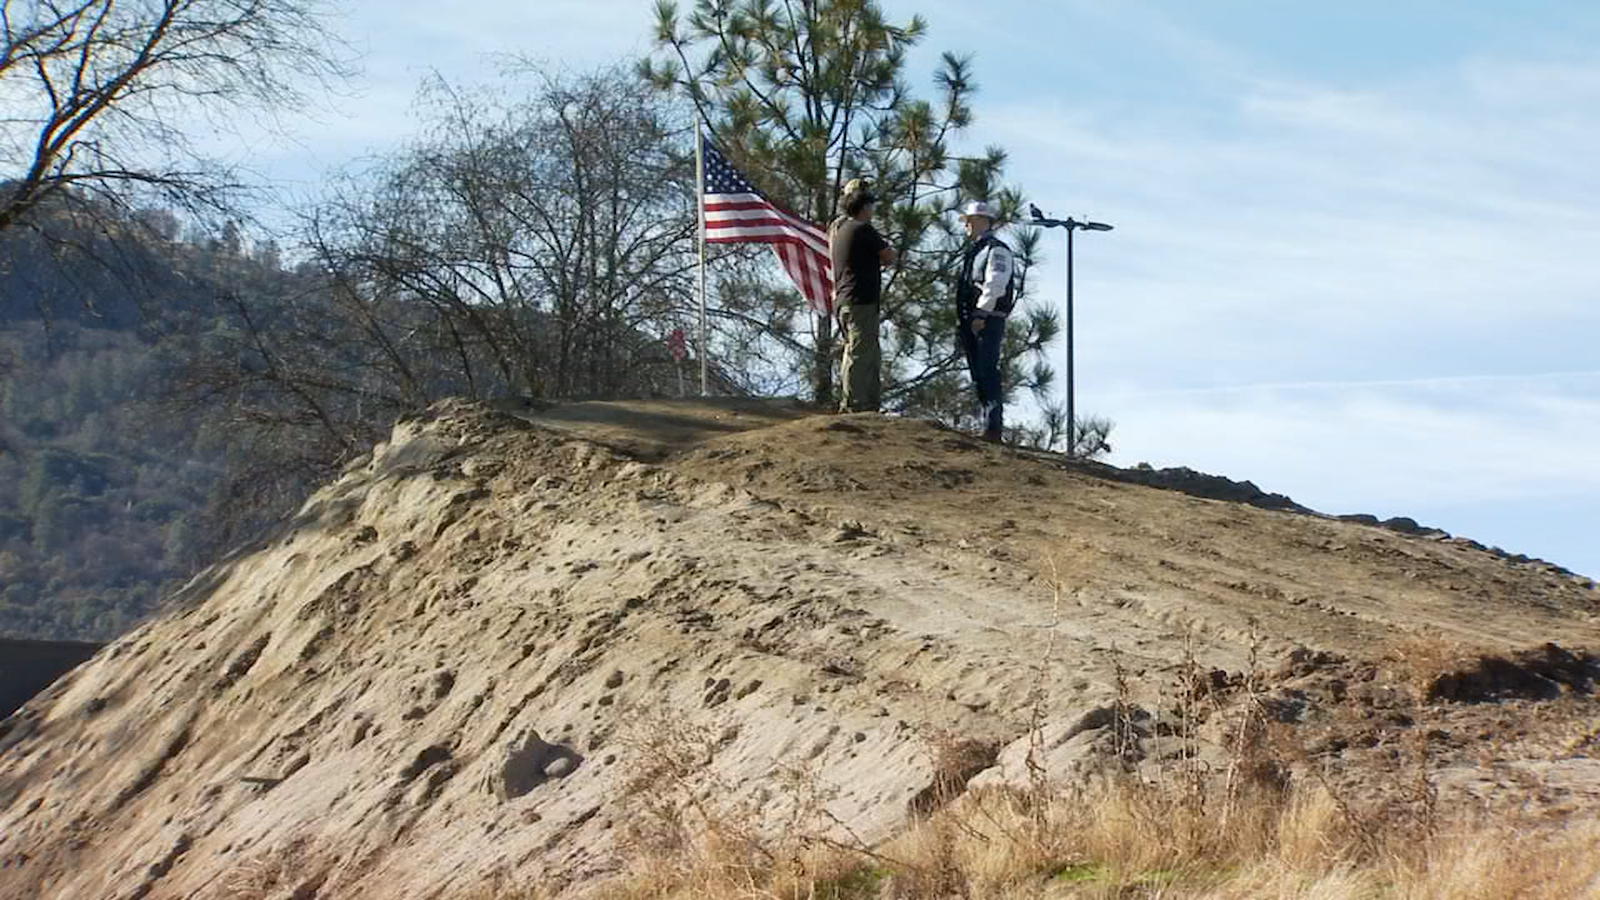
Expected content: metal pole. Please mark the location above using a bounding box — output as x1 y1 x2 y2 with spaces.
1025 209 1110 457
1066 223 1075 457
695 129 708 396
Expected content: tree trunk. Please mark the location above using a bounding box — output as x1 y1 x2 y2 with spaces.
812 309 834 406
811 178 835 407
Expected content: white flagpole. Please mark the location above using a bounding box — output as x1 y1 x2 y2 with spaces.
695 128 709 397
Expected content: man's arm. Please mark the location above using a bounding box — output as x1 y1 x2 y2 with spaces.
870 224 896 264
974 243 1013 314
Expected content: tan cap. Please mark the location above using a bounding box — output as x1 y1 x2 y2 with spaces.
842 178 878 204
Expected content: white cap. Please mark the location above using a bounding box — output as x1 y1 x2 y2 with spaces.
958 200 1000 221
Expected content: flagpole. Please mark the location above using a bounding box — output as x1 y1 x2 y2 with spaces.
695 128 709 397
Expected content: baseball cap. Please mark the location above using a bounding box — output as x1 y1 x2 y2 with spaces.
842 178 878 205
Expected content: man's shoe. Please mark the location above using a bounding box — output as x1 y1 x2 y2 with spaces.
981 430 1003 444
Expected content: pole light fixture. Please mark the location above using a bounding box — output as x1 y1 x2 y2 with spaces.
1026 204 1114 457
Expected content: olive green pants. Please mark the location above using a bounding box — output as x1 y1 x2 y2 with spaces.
838 301 881 413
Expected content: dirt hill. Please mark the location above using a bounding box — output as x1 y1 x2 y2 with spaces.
2 398 1597 900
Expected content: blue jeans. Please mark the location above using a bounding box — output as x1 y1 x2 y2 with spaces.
959 315 1005 433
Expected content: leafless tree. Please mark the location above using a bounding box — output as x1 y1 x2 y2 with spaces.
155 67 708 515
304 65 727 402
0 0 349 235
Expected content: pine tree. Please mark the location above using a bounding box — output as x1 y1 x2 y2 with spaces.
640 0 1058 418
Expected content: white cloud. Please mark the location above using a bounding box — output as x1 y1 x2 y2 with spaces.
212 0 653 194
989 47 1600 385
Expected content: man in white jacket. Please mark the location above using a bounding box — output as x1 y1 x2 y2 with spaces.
955 201 1015 442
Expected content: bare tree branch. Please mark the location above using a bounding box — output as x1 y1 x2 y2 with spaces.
1 0 351 235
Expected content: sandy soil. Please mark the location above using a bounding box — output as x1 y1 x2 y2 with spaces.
1 398 1595 899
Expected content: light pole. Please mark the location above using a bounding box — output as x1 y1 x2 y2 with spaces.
1028 205 1113 456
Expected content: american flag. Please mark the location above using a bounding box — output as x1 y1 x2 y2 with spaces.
701 137 833 314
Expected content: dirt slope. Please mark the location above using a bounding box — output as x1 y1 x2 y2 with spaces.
2 398 1597 900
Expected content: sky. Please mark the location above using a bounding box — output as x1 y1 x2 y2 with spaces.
238 0 1600 578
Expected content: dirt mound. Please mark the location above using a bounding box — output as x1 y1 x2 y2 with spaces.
2 398 1598 899
1424 643 1598 702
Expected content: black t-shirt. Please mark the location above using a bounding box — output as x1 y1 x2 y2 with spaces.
829 217 888 305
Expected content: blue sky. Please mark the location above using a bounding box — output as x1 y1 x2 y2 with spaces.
239 1 1600 577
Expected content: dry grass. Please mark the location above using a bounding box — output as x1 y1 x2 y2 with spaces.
477 590 1600 899
594 712 884 900
214 836 330 900
561 639 1600 900
453 878 558 900
571 772 1600 900
1384 635 1488 695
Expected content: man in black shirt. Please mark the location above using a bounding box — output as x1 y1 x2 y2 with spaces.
829 180 896 412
